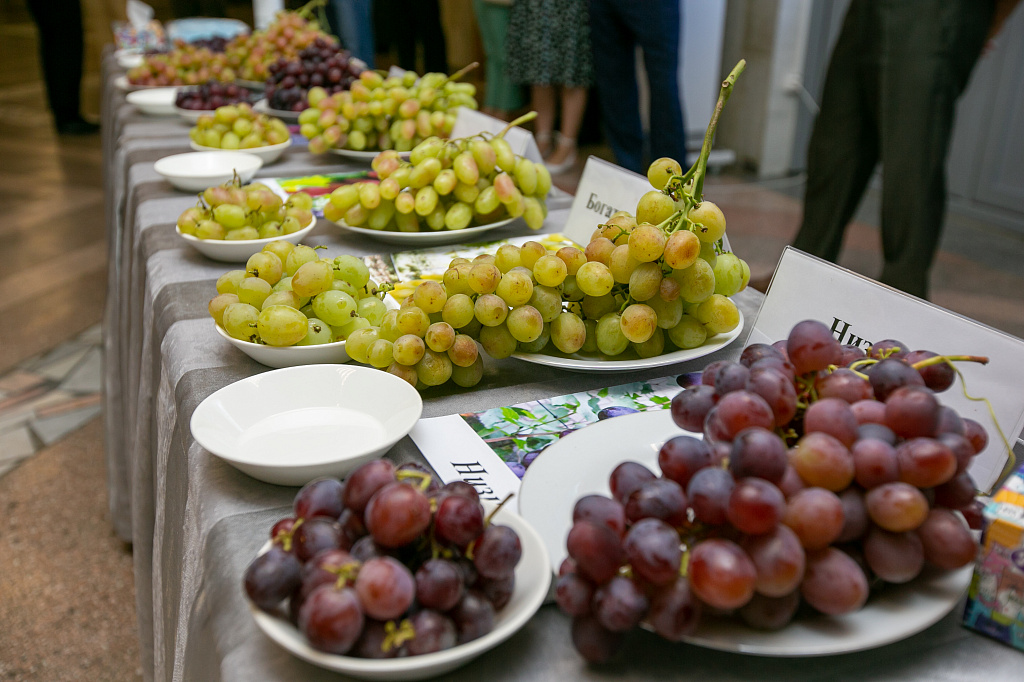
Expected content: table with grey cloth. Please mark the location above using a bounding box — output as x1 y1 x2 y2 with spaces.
100 56 1021 682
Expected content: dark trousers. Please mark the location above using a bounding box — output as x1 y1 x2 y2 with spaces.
26 0 84 126
588 0 686 174
388 0 448 74
792 0 992 299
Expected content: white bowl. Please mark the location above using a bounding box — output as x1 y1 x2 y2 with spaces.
175 105 213 124
126 87 179 116
190 364 423 486
155 150 264 192
178 216 316 262
115 49 144 69
248 501 551 679
190 138 292 164
253 98 302 123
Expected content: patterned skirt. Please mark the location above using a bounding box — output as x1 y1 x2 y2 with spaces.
505 0 594 88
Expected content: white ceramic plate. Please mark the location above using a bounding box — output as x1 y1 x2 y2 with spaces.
178 215 315 262
126 87 179 116
175 105 214 124
190 138 292 165
115 49 144 69
115 74 165 92
328 216 517 246
328 148 412 163
190 364 422 486
254 98 302 123
512 309 744 373
247 502 551 679
517 408 975 657
155 150 263 193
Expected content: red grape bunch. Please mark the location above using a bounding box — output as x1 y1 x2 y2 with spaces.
264 38 363 112
243 461 522 657
557 318 987 662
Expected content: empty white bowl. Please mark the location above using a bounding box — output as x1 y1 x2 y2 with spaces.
190 364 423 486
190 138 292 164
247 501 551 679
155 151 263 192
126 87 179 115
177 215 315 262
115 49 144 69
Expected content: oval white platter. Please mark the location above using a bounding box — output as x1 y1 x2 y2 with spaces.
328 216 517 247
253 98 302 123
190 138 292 165
517 408 974 657
512 309 744 373
246 501 551 679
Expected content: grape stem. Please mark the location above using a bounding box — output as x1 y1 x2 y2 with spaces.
691 60 746 200
447 61 480 83
496 111 538 140
330 560 362 589
395 468 434 493
911 354 989 369
272 517 303 552
381 618 416 653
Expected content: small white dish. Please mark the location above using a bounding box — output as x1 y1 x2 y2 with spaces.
175 105 214 124
247 501 551 679
254 98 302 123
517 408 975 656
178 216 315 262
328 216 516 247
115 49 144 69
155 150 264 193
512 309 744 373
328 148 412 163
190 138 292 165
126 87 179 116
190 364 422 486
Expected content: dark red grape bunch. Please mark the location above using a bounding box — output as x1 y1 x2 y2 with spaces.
559 319 987 662
264 38 363 112
175 81 260 111
243 462 522 657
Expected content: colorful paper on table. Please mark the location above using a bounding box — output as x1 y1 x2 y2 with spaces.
408 373 701 501
750 247 1024 493
262 171 374 216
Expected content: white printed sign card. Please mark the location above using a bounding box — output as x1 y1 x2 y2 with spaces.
448 108 543 163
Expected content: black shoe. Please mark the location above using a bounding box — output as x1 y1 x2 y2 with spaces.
56 118 100 135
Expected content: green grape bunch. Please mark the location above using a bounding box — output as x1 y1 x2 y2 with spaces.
297 63 479 155
177 176 314 241
209 243 390 347
321 114 551 233
189 102 290 149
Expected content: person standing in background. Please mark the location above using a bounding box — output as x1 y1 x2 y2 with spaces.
506 0 592 174
790 0 1015 299
26 0 98 135
587 0 686 174
329 0 375 68
472 0 524 121
389 0 448 73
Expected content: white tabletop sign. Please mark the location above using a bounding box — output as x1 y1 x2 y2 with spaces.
561 156 652 245
448 108 543 163
749 247 1024 492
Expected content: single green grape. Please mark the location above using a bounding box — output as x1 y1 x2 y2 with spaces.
469 263 502 295
647 157 682 191
474 294 508 327
346 327 379 364
444 202 473 230
208 293 239 327
713 253 744 297
688 201 726 243
333 254 370 288
529 285 562 323
222 302 260 342
258 305 308 346
236 277 273 308
494 244 522 273
356 296 387 326
628 261 663 302
442 293 475 329
648 295 683 329
447 333 479 366
673 259 716 304
261 290 301 311
479 322 517 359
595 313 629 356
333 315 370 340
216 270 247 295
393 334 426 365
312 290 357 326
506 305 544 343
396 306 431 337
628 224 667 263
581 319 599 353
581 293 617 321
619 303 658 343
415 349 453 386
634 327 666 358
635 191 675 226
424 322 456 353
291 260 335 299
575 261 615 297
367 338 396 368
296 318 334 346
551 312 586 354
495 270 534 307
667 314 707 349
693 294 740 335
246 251 284 285
284 245 319 277
450 354 484 388
663 230 701 270
533 255 568 288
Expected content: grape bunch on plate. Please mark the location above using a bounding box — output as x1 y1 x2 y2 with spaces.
175 81 260 111
210 244 389 347
189 103 290 149
224 3 336 82
264 38 363 112
178 180 312 241
243 462 522 657
127 41 233 86
556 319 987 661
298 65 478 154
322 120 551 232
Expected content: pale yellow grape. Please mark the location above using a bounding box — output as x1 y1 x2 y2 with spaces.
693 294 740 335
296 318 334 346
575 261 614 297
226 227 260 240
688 201 726 243
333 316 370 340
311 290 357 326
595 313 629 356
673 259 716 303
443 263 474 296
628 261 663 301
506 305 544 343
584 237 615 266
551 312 586 353
647 157 682 190
285 245 319 276
447 334 479 367
217 270 246 295
634 327 665 358
387 362 419 387
698 240 717 267
517 322 550 353
222 303 260 342
667 314 707 349
713 253 745 296
453 181 480 204
445 203 473 230
556 247 587 276
479 323 517 359
425 322 456 352
491 137 516 173
450 354 484 388
523 197 546 230
454 152 480 184
533 255 567 288
534 163 552 197
635 191 676 225
236 277 273 308
258 305 308 346
196 220 226 240
346 327 379 364
581 293 617 320
432 169 457 196
474 294 508 327
208 293 239 327
450 257 471 267
396 307 431 337
291 260 335 298
442 293 475 328
609 245 640 284
648 295 683 329
246 252 283 285
367 201 396 231
367 339 396 368
581 319 599 352
505 191 526 218
663 230 701 270
660 277 681 301
413 281 447 313
281 216 304 234
415 349 453 386
395 192 416 214
740 259 751 290
495 270 534 307
378 309 401 342
474 253 497 264
413 186 439 216
494 244 522 273
395 212 420 232
475 186 500 216
379 177 401 200
262 290 301 311
620 303 657 343
511 157 536 195
470 139 497 174
469 263 502 295
329 278 358 297
257 223 284 240
393 334 426 365
529 285 562 322
520 241 546 269
425 206 446 231
626 224 666 263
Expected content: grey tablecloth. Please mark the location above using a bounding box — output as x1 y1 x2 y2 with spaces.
100 54 1021 682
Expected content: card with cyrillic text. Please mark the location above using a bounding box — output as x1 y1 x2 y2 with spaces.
561 156 653 245
749 247 1024 492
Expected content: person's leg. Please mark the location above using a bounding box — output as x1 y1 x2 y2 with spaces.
417 0 449 73
875 0 992 298
332 0 376 67
531 85 557 156
588 0 643 173
26 0 86 130
392 0 418 71
473 0 524 117
792 0 879 264
626 0 686 168
547 86 587 166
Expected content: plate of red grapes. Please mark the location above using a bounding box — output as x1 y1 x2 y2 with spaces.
243 462 551 679
262 39 364 117
174 81 262 123
519 319 985 660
